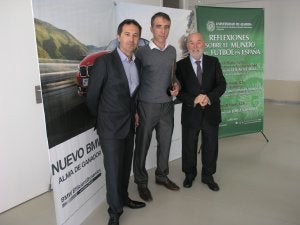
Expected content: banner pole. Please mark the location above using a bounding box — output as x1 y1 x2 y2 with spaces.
260 131 269 142
48 174 52 191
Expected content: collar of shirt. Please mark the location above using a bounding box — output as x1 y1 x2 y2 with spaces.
149 40 169 51
117 48 139 96
117 48 136 62
189 54 203 65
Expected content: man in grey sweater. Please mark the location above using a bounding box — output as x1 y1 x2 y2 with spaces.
133 12 180 202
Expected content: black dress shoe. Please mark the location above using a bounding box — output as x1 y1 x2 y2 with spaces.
156 177 180 191
138 185 153 202
201 176 220 191
183 176 194 188
108 216 119 225
124 198 146 209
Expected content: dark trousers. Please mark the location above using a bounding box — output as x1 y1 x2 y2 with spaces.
100 130 134 217
133 101 174 185
182 119 219 178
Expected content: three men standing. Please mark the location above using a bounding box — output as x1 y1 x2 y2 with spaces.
86 13 226 225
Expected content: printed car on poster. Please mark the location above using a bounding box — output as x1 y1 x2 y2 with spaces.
75 38 149 96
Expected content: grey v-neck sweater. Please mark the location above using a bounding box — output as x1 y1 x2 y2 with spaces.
136 45 176 103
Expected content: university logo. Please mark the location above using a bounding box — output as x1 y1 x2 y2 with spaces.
206 21 215 32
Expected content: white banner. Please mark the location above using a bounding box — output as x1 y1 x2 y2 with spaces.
50 128 105 225
32 1 112 224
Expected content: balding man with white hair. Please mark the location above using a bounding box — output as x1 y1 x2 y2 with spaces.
175 32 226 191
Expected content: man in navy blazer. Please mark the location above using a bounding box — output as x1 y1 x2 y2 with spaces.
86 19 145 225
176 32 226 191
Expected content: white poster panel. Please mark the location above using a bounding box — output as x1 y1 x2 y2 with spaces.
31 1 113 224
50 128 105 225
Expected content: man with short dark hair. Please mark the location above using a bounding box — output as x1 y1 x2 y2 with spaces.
133 12 180 202
86 19 145 225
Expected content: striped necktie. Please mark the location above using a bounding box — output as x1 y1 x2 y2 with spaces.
195 60 202 85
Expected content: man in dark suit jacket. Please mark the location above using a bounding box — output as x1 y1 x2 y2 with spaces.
176 32 226 191
86 19 145 225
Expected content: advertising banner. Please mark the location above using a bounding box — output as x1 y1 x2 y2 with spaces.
32 0 114 224
50 129 105 225
196 6 264 137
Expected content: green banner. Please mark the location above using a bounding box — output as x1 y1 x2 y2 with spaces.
196 6 264 137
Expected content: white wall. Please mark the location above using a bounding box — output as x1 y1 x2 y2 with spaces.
0 0 51 213
114 0 162 5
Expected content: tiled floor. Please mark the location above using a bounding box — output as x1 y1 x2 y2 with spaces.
1 101 299 225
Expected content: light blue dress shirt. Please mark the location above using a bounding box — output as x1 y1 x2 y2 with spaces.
117 48 139 96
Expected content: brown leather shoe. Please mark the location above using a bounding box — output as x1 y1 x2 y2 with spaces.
156 177 180 191
138 185 153 202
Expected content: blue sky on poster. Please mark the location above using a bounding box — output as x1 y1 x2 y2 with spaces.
32 0 115 47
